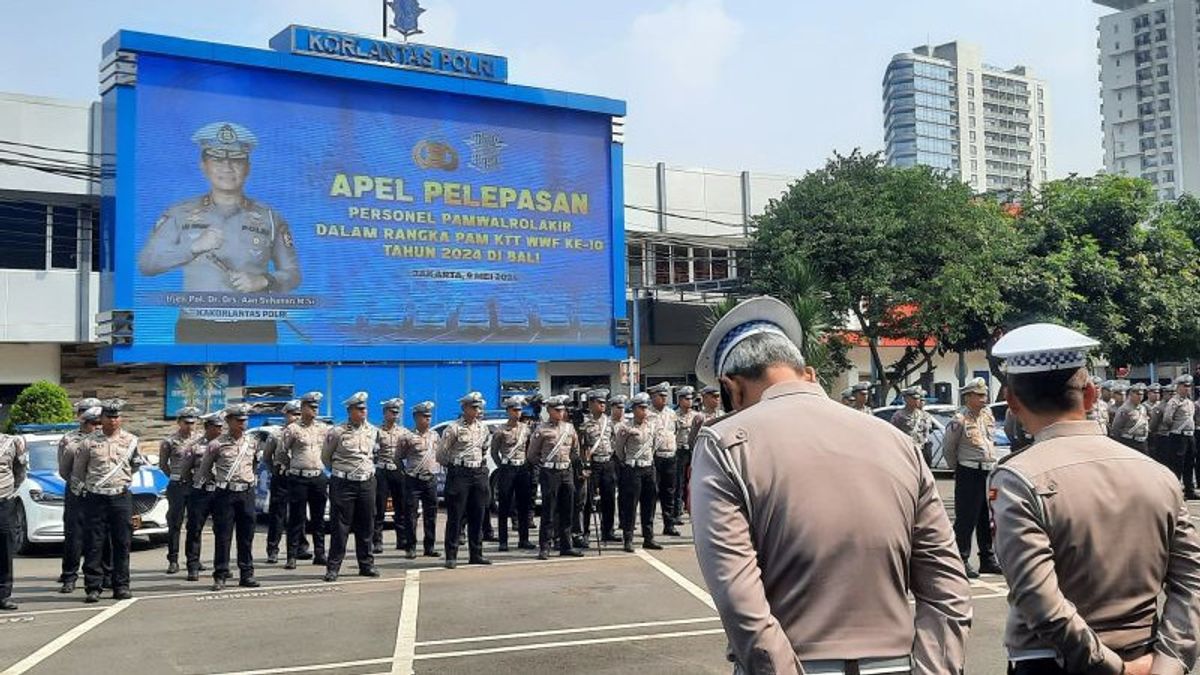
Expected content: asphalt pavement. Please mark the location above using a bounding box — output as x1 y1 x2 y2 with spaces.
0 479 1075 674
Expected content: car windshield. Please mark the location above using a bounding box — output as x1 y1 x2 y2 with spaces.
27 439 59 472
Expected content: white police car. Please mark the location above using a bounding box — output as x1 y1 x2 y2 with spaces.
13 425 170 554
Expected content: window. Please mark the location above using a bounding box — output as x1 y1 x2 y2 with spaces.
1136 49 1152 64
0 201 47 270
1162 134 1174 147
1156 28 1168 42
627 243 644 286
971 160 978 171
1155 10 1167 24
970 144 978 156
1159 81 1171 95
1135 32 1151 47
1143 172 1159 185
672 245 689 284
968 87 975 98
50 206 78 270
1118 91 1124 101
969 131 977 142
1134 14 1150 29
1165 170 1176 182
1156 46 1169 59
1142 155 1159 169
1140 137 1158 151
693 248 712 282
1140 119 1157 133
1157 63 1169 76
1139 102 1155 115
653 244 670 285
1163 151 1174 164
1160 116 1172 129
1038 87 1044 100
968 102 976 114
1040 143 1047 155
711 250 729 280
1137 66 1154 81
967 71 974 84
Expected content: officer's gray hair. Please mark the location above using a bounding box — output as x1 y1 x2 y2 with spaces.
720 331 805 381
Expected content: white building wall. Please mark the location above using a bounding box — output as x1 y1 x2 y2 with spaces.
0 93 97 196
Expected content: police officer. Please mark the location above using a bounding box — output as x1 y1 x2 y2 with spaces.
840 387 854 406
672 386 700 524
490 396 534 552
943 377 1001 578
199 403 260 591
891 386 934 467
158 406 201 574
1149 381 1172 468
322 392 379 582
136 121 301 344
687 385 723 449
260 400 306 564
614 393 662 553
373 398 408 554
1004 407 1035 455
397 401 440 559
0 415 28 611
183 411 222 581
690 297 970 674
991 323 1200 675
569 392 600 551
56 398 101 594
850 381 874 413
1164 374 1197 499
607 394 628 542
528 395 583 560
73 399 142 603
646 382 681 537
579 390 617 544
1111 383 1150 454
436 392 491 569
282 391 329 569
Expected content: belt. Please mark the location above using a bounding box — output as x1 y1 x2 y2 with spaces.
375 462 398 471
801 656 912 674
1007 648 1057 662
626 459 654 468
591 457 612 464
332 469 373 481
500 458 525 466
169 474 183 482
216 481 253 492
287 468 323 478
654 452 676 459
958 460 996 470
88 486 128 496
544 463 571 471
451 460 483 469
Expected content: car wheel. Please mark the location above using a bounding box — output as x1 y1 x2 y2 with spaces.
13 501 32 555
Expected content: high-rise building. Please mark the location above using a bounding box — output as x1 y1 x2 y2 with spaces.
1096 0 1199 200
883 41 1053 194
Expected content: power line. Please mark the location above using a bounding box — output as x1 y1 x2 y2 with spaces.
623 204 750 229
0 139 111 157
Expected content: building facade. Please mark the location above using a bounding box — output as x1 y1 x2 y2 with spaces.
1097 0 1200 200
884 41 1053 194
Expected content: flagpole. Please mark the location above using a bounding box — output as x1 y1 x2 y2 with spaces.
382 0 388 37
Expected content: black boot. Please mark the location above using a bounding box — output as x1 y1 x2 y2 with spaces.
444 553 458 569
405 548 417 560
537 546 550 561
166 561 180 574
468 548 492 565
622 533 635 553
979 556 1002 575
284 558 297 570
59 579 76 594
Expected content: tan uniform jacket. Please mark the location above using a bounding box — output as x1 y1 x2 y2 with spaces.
688 407 723 449
282 420 330 472
375 423 409 467
490 422 530 466
0 434 28 499
261 427 286 470
73 429 142 492
526 422 579 469
198 432 258 486
1164 395 1196 435
990 420 1200 674
57 429 90 484
1111 401 1149 443
577 414 611 463
1088 400 1110 436
675 409 701 450
890 407 934 451
648 406 678 458
159 431 197 478
613 420 655 466
180 434 218 486
690 380 971 674
436 419 489 467
397 428 440 478
322 422 379 476
943 407 996 468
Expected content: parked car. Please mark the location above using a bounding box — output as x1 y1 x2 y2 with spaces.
457 301 493 333
872 403 1011 473
496 300 531 332
12 428 170 554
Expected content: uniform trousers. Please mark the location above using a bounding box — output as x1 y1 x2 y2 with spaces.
165 479 190 563
618 464 657 539
538 467 574 552
495 464 533 546
287 473 327 560
185 486 214 574
373 468 406 549
571 463 588 539
212 488 256 581
674 447 692 518
952 465 995 562
266 467 293 556
328 476 375 571
443 466 488 559
59 490 87 584
402 474 438 553
0 498 14 601
83 492 132 593
1171 434 1197 496
654 455 678 527
586 460 617 538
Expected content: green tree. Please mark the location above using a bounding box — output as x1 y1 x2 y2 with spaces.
5 381 75 432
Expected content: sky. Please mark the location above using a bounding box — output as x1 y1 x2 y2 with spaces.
0 0 1110 178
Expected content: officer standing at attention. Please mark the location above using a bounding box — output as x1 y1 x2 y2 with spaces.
840 387 854 406
607 394 628 540
1149 381 1172 467
579 390 618 544
0 414 28 611
436 392 492 569
1110 383 1150 454
1086 377 1110 436
73 399 142 603
687 385 724 449
1164 374 1197 499
199 403 260 591
571 390 607 549
943 377 1000 578
321 392 379 581
183 411 222 581
490 396 534 552
690 297 971 674
527 395 584 560
56 398 101 594
850 381 874 413
136 122 301 344
1107 382 1126 429
891 386 934 467
373 398 408 554
260 400 306 565
158 406 200 575
282 391 329 569
613 393 663 553
672 386 700 524
990 323 1200 675
397 401 440 559
646 382 681 537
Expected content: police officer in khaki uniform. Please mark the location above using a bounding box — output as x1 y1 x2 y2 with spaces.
322 392 380 581
282 391 329 569
436 392 491 569
1110 383 1150 454
944 377 1000 578
260 400 305 565
605 394 627 543
849 381 874 414
891 386 934 467
1164 374 1197 499
73 399 143 603
646 382 681 536
397 401 440 559
527 395 584 560
579 390 617 544
672 386 700 523
56 399 101 594
1149 381 1172 468
687 385 723 449
158 406 200 574
183 411 222 581
991 323 1200 675
490 396 534 552
690 297 970 674
0 419 28 611
373 398 408 554
199 403 260 591
613 392 663 553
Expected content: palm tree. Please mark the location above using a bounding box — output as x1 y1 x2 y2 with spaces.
176 372 199 408
199 364 224 413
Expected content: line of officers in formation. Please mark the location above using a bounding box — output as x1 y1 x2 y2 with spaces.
0 382 722 610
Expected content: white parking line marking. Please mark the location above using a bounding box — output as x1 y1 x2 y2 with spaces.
413 628 726 660
971 578 1009 594
391 569 421 675
634 548 717 611
0 606 105 619
142 575 405 601
416 616 720 648
3 598 137 675
204 657 392 675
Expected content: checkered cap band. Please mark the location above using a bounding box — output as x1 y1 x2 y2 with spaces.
714 320 787 378
1004 350 1087 373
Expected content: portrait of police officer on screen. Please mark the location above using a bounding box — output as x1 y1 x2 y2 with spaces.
137 121 301 344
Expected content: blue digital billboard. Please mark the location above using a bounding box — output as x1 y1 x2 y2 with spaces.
101 32 625 364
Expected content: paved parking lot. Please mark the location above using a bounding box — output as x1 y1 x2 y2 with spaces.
1 480 1026 674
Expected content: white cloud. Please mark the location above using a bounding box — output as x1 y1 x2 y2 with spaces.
625 0 744 91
